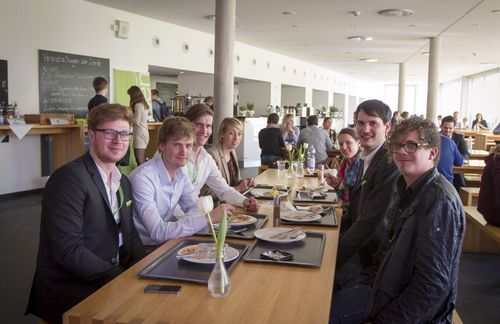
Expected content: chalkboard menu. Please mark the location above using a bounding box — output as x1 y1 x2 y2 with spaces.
38 50 110 118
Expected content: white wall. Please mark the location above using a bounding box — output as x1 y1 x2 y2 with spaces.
238 81 271 116
0 0 370 194
177 73 214 97
312 89 328 109
281 85 306 107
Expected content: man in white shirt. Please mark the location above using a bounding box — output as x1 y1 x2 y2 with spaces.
183 104 260 212
130 117 233 246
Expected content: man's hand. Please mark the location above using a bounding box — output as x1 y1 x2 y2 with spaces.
243 197 259 212
209 203 235 223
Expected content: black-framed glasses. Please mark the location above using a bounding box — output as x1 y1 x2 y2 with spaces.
389 141 429 153
93 128 133 141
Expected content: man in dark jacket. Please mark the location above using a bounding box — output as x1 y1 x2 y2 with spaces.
441 115 470 189
26 104 145 324
335 100 399 276
331 117 465 324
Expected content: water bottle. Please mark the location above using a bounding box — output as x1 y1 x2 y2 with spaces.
306 145 316 170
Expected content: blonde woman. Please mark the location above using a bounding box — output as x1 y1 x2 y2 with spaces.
280 113 300 145
207 118 255 193
127 86 150 165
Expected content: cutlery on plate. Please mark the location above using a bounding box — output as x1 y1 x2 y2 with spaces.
270 227 303 239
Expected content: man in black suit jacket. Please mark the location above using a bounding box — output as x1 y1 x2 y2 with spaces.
335 100 399 281
441 115 470 190
26 104 145 324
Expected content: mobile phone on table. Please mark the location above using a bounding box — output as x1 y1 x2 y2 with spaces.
144 284 182 294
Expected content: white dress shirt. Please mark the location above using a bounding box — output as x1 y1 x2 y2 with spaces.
183 147 246 206
361 143 384 176
129 154 207 245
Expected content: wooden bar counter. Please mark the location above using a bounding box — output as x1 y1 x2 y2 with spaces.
0 124 84 172
64 169 341 324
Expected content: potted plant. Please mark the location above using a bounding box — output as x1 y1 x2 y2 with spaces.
246 102 255 117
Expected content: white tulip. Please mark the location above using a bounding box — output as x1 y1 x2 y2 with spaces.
303 143 309 149
197 196 214 214
285 143 293 152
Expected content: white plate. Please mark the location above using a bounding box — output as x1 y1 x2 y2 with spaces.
254 227 306 243
176 244 239 264
250 188 288 199
228 214 258 226
280 211 321 222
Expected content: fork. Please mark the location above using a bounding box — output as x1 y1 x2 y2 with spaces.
270 227 302 239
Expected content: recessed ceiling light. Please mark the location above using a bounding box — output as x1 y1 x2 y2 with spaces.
347 35 373 41
420 51 429 56
491 9 500 14
351 11 361 16
206 14 216 21
350 24 358 28
360 58 378 63
179 71 185 74
472 24 480 28
291 24 298 29
409 24 416 28
378 9 414 17
282 11 296 15
472 52 477 57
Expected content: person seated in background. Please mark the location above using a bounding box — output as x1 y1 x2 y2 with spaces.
259 113 285 166
453 111 464 128
478 144 500 226
297 115 334 166
493 122 500 135
87 76 108 111
322 117 337 146
130 117 233 247
441 115 469 190
325 128 362 217
331 117 465 324
204 96 214 110
26 104 145 324
437 114 443 126
280 113 300 145
462 116 469 129
437 134 463 184
472 113 489 130
400 111 410 120
151 89 171 122
206 117 255 193
184 104 259 211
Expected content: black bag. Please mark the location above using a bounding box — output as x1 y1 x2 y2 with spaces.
154 99 172 121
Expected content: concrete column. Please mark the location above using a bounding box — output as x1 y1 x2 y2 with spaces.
426 36 440 122
398 62 406 113
213 0 236 136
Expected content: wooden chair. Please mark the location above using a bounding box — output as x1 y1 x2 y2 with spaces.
462 206 500 253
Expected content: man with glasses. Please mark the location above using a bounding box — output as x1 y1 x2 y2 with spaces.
26 104 145 324
331 117 465 323
334 100 399 280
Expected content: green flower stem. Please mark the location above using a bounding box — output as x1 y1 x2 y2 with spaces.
205 212 218 244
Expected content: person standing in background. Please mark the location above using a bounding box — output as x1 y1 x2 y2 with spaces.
453 111 464 128
151 89 171 122
87 77 108 111
259 113 285 166
127 86 150 165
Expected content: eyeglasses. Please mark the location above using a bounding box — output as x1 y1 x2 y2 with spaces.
93 128 133 141
389 141 429 153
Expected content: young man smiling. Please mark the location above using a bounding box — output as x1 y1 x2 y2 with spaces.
130 117 232 247
335 99 399 274
183 104 259 212
331 117 465 323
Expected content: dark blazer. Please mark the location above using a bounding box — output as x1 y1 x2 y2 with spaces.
26 152 145 324
451 132 470 189
336 145 399 270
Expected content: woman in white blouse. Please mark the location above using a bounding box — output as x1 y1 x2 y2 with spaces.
127 86 150 165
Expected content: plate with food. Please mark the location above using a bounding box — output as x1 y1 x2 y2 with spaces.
280 211 321 222
250 188 288 199
228 214 258 226
254 227 306 243
176 243 240 264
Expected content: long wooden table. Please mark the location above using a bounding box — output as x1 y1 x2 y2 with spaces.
453 159 486 175
0 124 84 172
64 169 341 323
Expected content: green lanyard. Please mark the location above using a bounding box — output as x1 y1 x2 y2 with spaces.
186 161 199 183
112 185 124 216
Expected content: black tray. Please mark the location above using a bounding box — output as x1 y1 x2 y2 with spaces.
243 232 325 268
303 173 318 177
138 239 248 284
244 185 290 200
293 189 338 203
195 213 268 240
280 206 338 227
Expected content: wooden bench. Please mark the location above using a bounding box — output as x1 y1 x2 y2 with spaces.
459 187 480 206
462 206 500 253
464 174 481 187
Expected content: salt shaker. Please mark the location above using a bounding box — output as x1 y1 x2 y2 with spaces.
273 195 281 227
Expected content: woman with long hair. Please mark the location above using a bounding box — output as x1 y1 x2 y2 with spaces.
472 113 489 130
127 86 150 165
280 114 300 145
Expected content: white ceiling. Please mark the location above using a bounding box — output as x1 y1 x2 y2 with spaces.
88 0 500 84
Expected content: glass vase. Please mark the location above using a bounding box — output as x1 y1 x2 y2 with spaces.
297 161 305 177
208 252 231 297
